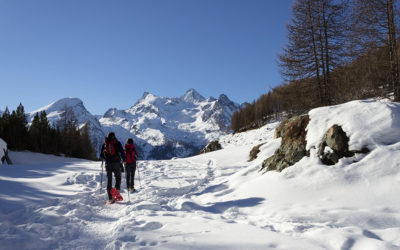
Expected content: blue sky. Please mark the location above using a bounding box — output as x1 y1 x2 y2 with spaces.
0 0 293 115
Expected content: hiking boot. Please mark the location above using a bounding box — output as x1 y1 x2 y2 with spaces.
108 198 115 204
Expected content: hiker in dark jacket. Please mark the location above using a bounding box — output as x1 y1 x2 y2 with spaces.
100 132 126 202
124 138 138 192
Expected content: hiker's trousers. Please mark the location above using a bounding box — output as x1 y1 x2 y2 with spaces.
125 162 137 189
106 162 122 199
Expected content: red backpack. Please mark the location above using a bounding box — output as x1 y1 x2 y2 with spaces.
125 144 136 163
105 138 117 157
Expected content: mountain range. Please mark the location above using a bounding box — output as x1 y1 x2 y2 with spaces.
28 89 241 159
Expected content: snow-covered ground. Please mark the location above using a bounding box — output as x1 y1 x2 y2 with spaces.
1 99 400 249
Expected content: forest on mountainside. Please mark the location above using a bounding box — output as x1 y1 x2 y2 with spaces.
0 104 96 160
232 0 400 132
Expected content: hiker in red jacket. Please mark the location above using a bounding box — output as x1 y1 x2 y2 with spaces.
124 138 138 192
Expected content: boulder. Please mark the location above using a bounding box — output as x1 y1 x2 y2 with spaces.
261 115 310 172
0 138 12 165
199 140 222 154
318 124 369 165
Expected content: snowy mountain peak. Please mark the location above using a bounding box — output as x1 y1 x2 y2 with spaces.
28 97 105 152
142 92 156 100
182 88 205 103
103 108 123 118
218 94 232 105
30 97 84 116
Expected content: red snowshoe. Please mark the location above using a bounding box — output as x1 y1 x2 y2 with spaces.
110 188 123 201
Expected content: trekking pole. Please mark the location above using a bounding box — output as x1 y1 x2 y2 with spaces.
100 160 104 194
125 163 130 202
135 152 143 188
137 161 142 187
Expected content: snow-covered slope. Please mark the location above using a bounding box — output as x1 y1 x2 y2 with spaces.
28 98 106 152
28 89 240 159
1 99 399 249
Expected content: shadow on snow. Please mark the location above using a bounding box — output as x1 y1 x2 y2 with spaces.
181 197 265 214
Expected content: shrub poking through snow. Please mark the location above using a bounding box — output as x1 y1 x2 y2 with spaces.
261 115 310 172
249 143 265 161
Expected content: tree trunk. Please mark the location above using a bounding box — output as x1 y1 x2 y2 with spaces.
317 2 327 106
322 0 332 105
307 0 324 106
387 0 400 101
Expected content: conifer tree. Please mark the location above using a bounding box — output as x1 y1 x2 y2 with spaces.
279 0 348 106
0 105 29 150
14 103 29 150
0 107 11 146
28 113 41 152
351 0 400 101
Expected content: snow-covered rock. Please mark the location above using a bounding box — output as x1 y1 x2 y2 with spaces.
0 137 7 162
258 99 400 172
306 99 400 151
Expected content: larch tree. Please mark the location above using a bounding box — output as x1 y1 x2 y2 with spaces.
279 0 348 106
351 0 400 101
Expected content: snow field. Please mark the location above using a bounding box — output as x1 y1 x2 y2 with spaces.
1 99 400 249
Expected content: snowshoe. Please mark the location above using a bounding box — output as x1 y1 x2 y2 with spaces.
110 188 123 201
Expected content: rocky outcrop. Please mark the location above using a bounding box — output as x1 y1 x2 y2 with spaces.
261 115 310 172
249 143 265 161
199 141 222 154
318 124 369 165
